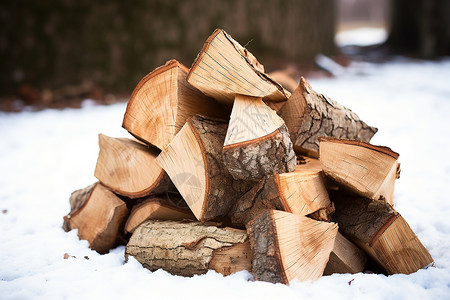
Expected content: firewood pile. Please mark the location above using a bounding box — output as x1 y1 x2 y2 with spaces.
63 29 433 284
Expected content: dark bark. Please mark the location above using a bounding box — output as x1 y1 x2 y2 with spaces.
223 124 296 181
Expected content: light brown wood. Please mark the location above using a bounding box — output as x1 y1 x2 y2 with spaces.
125 220 251 277
278 77 377 157
187 29 290 110
323 232 367 275
267 69 299 93
229 160 332 226
332 193 433 275
247 210 338 284
223 94 296 180
124 197 195 233
94 134 174 198
122 59 227 150
320 138 400 206
63 183 129 253
156 115 253 221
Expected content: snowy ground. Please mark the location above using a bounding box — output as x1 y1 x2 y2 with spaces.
2 53 450 300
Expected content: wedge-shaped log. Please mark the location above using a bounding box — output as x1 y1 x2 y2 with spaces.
323 232 367 275
156 115 253 221
247 210 338 284
125 220 252 277
278 77 377 157
223 94 296 180
122 59 227 150
63 183 128 253
124 196 195 233
187 29 290 110
229 162 332 226
332 193 433 274
320 138 400 206
94 134 174 198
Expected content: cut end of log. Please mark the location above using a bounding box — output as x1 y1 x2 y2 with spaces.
187 29 289 107
94 134 172 198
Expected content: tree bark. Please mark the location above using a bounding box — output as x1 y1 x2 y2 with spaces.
125 220 251 277
278 77 377 157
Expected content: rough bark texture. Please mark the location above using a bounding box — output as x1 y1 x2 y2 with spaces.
62 183 96 232
278 77 377 157
307 202 335 222
229 176 285 226
125 220 250 277
247 210 286 284
223 124 296 181
189 115 254 221
331 192 397 244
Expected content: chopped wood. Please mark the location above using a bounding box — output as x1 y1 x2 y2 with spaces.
125 220 252 277
247 210 338 284
323 232 367 275
332 193 433 274
124 196 195 233
94 134 175 198
63 183 129 253
122 59 227 150
229 161 332 226
156 115 253 221
187 29 290 111
320 138 400 206
222 94 296 180
278 77 377 157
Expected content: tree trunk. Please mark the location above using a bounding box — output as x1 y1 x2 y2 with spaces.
156 115 254 221
223 95 296 181
278 77 378 157
247 210 338 284
94 134 175 198
125 220 252 277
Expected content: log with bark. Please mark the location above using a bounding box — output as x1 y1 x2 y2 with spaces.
125 220 252 277
156 115 253 221
229 161 333 226
320 138 401 206
222 94 296 181
94 134 175 198
278 77 378 157
247 210 338 284
124 196 195 234
332 192 433 274
187 29 290 111
63 182 129 253
122 59 227 150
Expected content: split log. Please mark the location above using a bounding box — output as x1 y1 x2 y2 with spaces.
63 183 129 253
156 115 253 221
320 138 401 206
94 134 175 198
125 220 252 277
247 210 338 284
187 29 290 111
229 161 332 226
332 193 433 274
278 77 378 157
122 59 227 150
124 196 195 233
323 232 367 275
222 94 296 180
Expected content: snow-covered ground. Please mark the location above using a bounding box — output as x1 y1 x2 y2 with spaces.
336 27 388 47
1 55 450 299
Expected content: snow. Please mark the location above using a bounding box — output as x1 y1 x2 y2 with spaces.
336 27 388 47
1 60 450 299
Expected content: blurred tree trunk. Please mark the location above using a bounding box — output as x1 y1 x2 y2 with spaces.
0 0 336 100
386 0 450 58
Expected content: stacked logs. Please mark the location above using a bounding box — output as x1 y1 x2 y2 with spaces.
63 29 433 285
